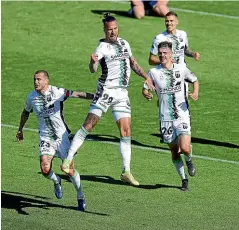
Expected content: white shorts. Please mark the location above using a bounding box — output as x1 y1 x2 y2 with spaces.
90 86 131 121
160 118 191 144
39 135 70 160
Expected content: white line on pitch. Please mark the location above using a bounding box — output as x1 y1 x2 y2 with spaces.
2 123 239 165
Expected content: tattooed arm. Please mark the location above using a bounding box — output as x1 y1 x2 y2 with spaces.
185 48 200 61
130 56 149 79
130 56 155 90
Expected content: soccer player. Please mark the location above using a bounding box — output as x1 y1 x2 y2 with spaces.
128 0 169 19
142 41 199 191
61 13 154 186
149 11 200 66
16 70 94 211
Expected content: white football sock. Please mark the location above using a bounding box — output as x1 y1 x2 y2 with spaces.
70 170 84 199
120 136 131 172
67 127 89 161
44 171 59 184
173 156 186 180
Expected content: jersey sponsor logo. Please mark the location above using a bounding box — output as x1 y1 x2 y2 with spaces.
174 50 184 55
110 52 129 60
38 107 55 117
159 85 181 94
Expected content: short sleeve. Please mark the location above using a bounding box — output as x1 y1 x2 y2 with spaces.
94 42 104 60
54 87 72 101
24 95 33 112
144 70 155 89
184 67 197 83
150 36 159 55
124 40 133 57
148 69 155 83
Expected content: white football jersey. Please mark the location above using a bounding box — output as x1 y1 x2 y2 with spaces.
25 85 72 141
150 30 188 66
148 64 197 121
94 37 132 88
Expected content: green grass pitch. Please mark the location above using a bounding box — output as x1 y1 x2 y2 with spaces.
1 1 239 230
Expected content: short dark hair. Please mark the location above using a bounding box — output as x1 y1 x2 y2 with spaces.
34 70 49 78
158 41 172 50
102 12 117 25
165 11 178 18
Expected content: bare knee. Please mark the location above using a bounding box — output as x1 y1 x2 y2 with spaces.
180 144 191 155
132 3 145 19
40 156 53 176
117 117 131 137
154 1 169 16
133 10 145 19
41 163 51 176
121 127 131 137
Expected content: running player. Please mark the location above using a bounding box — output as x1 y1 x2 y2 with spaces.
143 41 199 191
149 11 200 66
16 70 94 211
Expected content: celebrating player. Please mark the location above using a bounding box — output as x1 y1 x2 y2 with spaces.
143 41 199 190
16 70 94 211
149 11 200 66
61 13 154 186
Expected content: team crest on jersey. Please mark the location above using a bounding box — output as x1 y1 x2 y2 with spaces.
46 95 52 102
179 37 183 42
175 71 180 78
120 40 125 46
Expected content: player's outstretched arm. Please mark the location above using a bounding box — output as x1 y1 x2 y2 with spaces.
16 109 30 142
71 91 94 100
130 56 155 90
89 54 99 73
189 80 199 101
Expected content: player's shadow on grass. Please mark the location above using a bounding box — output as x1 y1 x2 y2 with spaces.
1 191 109 216
151 134 239 149
137 184 181 190
86 134 169 151
59 174 181 191
91 10 131 18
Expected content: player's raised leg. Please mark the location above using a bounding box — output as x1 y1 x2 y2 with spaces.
61 112 100 174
